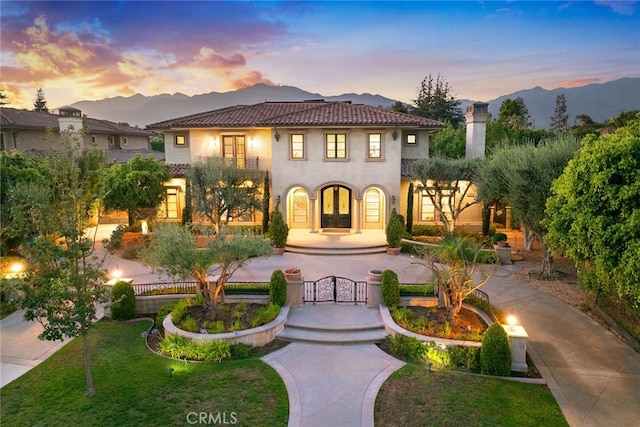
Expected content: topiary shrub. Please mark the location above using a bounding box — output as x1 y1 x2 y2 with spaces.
381 269 400 309
269 210 288 248
269 270 287 306
110 280 136 320
385 208 404 248
480 323 512 376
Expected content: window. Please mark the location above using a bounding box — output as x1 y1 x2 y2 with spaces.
223 135 246 168
368 133 382 158
123 137 128 146
175 135 187 146
91 135 97 145
326 133 347 159
364 189 381 223
421 194 435 221
292 189 308 224
162 187 179 219
406 134 417 144
108 136 115 146
290 134 305 159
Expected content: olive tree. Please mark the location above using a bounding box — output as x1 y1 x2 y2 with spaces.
140 223 271 308
545 115 640 305
411 157 481 233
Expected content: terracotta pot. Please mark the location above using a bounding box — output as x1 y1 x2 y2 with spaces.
284 273 301 281
497 241 510 248
367 270 383 282
272 247 285 255
387 247 401 255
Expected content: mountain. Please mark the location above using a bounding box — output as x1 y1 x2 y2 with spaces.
483 77 640 129
67 84 397 128
67 78 639 129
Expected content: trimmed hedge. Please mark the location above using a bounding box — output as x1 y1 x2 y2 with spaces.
381 269 400 309
110 281 136 320
269 270 287 307
480 323 512 376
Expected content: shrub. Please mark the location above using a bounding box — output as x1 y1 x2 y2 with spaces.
269 210 288 248
491 233 508 244
198 340 231 362
425 343 451 367
159 333 188 359
202 320 225 334
159 334 231 362
385 208 405 248
110 281 136 320
230 343 253 360
103 224 126 252
448 345 481 370
381 269 400 309
269 270 287 306
156 302 176 333
480 323 512 376
386 334 427 363
180 316 199 333
251 303 281 327
412 224 446 237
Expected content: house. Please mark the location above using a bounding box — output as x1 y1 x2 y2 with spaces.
0 106 159 163
147 100 489 233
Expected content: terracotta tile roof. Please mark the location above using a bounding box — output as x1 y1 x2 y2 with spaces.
170 163 191 177
146 101 445 130
0 107 155 136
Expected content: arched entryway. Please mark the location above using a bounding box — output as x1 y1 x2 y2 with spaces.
288 187 310 229
321 185 351 229
362 187 385 229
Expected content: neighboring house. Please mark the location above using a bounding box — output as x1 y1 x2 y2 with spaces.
0 106 160 164
147 100 489 232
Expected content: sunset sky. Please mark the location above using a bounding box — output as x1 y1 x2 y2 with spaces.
1 1 638 110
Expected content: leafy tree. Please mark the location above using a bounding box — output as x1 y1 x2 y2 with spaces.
569 114 600 138
603 110 640 132
186 157 263 232
262 171 270 234
0 151 50 254
415 235 497 322
389 101 409 113
411 73 463 127
550 94 569 133
477 135 581 275
33 88 48 112
410 157 481 233
140 224 271 308
429 122 466 158
101 154 172 227
11 139 108 398
149 134 165 152
406 182 414 234
544 115 640 305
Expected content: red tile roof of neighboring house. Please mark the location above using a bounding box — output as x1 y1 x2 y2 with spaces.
0 107 155 136
170 163 191 177
146 101 445 130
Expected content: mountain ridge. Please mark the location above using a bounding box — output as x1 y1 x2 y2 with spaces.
65 78 639 129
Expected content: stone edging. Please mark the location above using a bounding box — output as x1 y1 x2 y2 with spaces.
163 305 290 347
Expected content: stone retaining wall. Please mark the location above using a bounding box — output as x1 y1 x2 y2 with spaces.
135 294 269 315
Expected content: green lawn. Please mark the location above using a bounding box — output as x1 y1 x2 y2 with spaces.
0 320 289 426
375 364 568 427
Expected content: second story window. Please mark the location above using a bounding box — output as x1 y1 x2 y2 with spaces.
406 134 417 145
175 134 187 146
368 133 382 158
291 134 305 159
326 133 346 159
223 135 246 168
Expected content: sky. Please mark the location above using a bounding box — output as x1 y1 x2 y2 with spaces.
1 1 639 110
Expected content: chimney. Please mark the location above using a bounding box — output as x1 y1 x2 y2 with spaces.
465 102 489 159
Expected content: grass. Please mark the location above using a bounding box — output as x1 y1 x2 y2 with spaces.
375 364 568 427
0 320 289 427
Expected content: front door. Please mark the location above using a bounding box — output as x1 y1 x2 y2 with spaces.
321 185 351 228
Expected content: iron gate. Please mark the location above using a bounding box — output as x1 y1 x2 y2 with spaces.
303 276 367 304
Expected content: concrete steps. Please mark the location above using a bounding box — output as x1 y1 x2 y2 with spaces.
285 244 387 256
277 305 387 344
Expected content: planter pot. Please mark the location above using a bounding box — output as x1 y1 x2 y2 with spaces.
272 247 285 255
387 247 401 255
367 270 383 282
497 241 510 248
284 273 301 281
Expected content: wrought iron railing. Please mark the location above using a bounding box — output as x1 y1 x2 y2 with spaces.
132 281 269 296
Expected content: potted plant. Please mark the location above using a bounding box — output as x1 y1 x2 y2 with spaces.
269 209 288 255
284 267 301 281
385 208 404 255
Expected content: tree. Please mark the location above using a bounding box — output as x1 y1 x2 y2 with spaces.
550 94 569 133
186 157 263 232
101 154 172 227
406 182 414 234
0 151 50 254
410 157 481 233
10 140 108 398
33 88 48 112
495 97 531 130
429 123 466 158
140 223 271 308
477 135 581 275
415 235 497 322
411 73 463 127
544 115 640 305
262 171 270 234
389 101 409 113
